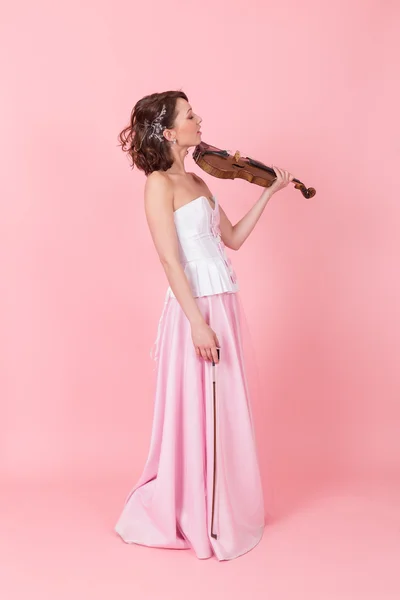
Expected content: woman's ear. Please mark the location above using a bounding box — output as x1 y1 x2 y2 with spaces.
163 128 175 143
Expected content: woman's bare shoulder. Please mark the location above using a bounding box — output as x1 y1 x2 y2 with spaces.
145 170 170 188
144 172 174 212
145 171 174 197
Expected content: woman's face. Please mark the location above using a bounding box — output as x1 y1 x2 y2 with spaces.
169 98 202 147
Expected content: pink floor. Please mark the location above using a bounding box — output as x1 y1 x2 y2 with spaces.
1 474 399 599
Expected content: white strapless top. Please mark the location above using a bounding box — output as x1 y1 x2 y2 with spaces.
166 194 239 299
150 194 239 363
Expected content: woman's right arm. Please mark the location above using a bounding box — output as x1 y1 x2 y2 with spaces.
144 172 220 363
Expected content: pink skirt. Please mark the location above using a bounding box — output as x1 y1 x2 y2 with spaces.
115 291 266 561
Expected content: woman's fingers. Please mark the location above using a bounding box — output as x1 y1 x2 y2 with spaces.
272 165 294 183
200 347 208 361
196 345 219 362
272 165 281 178
268 166 295 195
198 346 211 362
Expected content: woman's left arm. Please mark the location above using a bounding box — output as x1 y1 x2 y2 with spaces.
219 188 272 250
219 166 293 251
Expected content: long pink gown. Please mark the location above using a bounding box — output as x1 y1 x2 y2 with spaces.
115 194 265 560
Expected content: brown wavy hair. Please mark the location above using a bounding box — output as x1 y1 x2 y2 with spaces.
118 90 189 176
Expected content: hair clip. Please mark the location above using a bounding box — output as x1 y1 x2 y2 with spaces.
144 104 166 143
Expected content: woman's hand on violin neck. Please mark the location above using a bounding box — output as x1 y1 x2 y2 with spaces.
269 166 294 195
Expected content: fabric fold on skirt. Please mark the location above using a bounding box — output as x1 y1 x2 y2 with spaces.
115 291 266 561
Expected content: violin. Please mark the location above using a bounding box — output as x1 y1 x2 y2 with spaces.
193 141 316 199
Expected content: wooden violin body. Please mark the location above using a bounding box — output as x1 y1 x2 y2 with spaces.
193 141 316 199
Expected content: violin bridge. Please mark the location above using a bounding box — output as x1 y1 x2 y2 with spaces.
234 150 241 163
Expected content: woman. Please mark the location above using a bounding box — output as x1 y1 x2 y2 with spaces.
114 90 293 561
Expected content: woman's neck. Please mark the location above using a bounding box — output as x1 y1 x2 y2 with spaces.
167 147 189 175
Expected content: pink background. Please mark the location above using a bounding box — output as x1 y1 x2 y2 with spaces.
1 0 399 598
